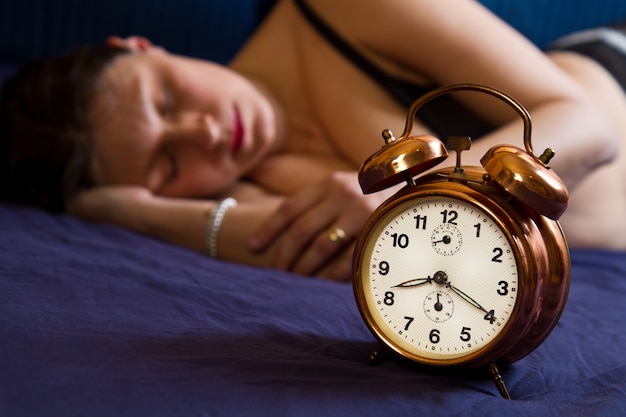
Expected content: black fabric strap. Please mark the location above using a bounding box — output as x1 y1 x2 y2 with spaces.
292 0 405 94
292 0 495 139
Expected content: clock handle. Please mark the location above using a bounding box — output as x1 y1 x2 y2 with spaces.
399 83 547 165
399 83 568 219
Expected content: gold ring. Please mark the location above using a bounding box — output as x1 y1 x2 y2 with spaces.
327 224 346 243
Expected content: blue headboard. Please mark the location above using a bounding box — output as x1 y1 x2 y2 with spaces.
1 0 626 69
0 0 276 65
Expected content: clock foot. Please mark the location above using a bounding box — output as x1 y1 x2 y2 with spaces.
488 362 511 400
366 343 389 366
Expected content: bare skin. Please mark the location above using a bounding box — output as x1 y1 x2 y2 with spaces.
69 0 626 281
547 51 626 249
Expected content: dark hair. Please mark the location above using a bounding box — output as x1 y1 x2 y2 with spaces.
0 45 130 212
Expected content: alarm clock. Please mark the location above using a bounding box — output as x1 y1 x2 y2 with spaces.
352 84 571 399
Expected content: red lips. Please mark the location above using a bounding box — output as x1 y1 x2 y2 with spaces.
230 108 244 155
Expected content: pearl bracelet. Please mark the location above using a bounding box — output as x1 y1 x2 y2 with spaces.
206 197 238 258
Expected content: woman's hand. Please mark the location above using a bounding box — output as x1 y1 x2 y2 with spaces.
248 171 389 281
66 185 155 233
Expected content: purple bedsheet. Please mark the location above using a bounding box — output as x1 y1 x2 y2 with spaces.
1 204 625 416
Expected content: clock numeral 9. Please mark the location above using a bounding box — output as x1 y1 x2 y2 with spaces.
378 261 390 275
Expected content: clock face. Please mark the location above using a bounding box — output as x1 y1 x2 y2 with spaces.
356 194 520 363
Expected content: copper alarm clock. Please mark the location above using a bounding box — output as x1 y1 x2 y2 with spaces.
352 84 571 399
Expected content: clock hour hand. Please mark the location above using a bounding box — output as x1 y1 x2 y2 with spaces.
394 270 447 288
392 276 434 288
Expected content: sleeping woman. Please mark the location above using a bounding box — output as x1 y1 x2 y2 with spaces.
1 0 625 280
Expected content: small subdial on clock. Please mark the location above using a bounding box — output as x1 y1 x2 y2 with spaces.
431 223 463 256
423 290 454 323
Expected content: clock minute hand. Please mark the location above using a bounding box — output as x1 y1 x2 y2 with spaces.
446 281 489 314
392 276 433 288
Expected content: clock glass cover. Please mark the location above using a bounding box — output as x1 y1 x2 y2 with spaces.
358 195 520 362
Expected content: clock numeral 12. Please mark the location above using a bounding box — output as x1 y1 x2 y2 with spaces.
440 209 458 224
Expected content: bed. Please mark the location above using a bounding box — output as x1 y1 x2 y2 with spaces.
1 203 626 416
1 1 626 415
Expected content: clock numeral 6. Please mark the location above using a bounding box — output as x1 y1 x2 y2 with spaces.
429 329 441 344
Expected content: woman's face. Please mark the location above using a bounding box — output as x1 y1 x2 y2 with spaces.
88 46 280 198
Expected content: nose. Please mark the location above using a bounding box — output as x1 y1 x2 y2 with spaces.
164 111 222 150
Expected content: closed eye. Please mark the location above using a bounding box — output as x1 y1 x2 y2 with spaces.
159 83 174 117
165 150 178 183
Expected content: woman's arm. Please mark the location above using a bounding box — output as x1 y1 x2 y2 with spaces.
246 0 622 275
248 170 401 280
67 185 285 269
310 0 619 190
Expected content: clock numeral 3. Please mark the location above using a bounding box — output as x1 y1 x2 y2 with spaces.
497 281 509 296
